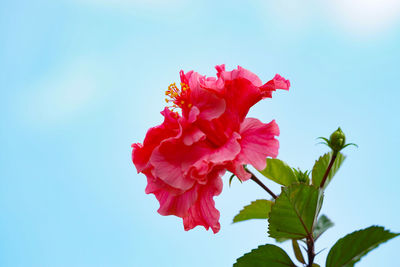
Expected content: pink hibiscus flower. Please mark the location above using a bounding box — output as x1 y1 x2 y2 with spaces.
132 65 289 233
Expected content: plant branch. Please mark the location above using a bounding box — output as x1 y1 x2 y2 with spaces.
248 170 278 199
319 152 337 188
306 236 315 267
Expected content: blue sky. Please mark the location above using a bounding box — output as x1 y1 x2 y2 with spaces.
1 0 400 266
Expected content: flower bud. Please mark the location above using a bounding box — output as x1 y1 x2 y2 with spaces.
293 168 310 184
329 127 346 153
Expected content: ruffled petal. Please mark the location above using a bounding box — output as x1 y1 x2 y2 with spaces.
182 126 205 146
207 132 242 164
183 170 224 233
216 64 263 87
260 74 290 98
149 141 196 191
156 186 198 217
184 132 241 184
149 130 232 190
144 167 225 232
143 169 197 217
180 70 226 122
229 118 279 181
237 118 280 170
131 108 180 172
144 169 182 196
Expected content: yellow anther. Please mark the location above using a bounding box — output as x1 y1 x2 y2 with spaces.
165 82 190 110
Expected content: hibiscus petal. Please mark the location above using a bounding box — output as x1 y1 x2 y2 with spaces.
143 169 183 196
181 70 226 122
231 118 279 180
150 129 229 190
156 187 198 217
183 171 224 233
183 131 241 182
260 74 290 98
227 162 252 181
207 132 242 164
131 108 180 172
182 123 206 146
150 143 195 191
216 64 263 87
186 106 200 123
272 74 291 90
142 169 197 217
131 143 146 172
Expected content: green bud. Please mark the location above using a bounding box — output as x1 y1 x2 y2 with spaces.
329 127 346 153
317 127 356 153
293 168 310 184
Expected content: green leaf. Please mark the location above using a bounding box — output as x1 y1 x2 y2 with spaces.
233 200 273 223
275 237 290 243
234 244 297 267
292 239 305 264
312 152 346 189
313 215 334 240
268 184 324 239
259 158 297 186
326 226 399 267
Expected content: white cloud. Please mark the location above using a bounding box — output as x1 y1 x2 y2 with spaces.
19 60 99 125
325 0 400 36
257 0 400 37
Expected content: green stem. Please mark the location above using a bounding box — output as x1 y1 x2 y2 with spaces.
307 154 340 265
319 152 337 189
